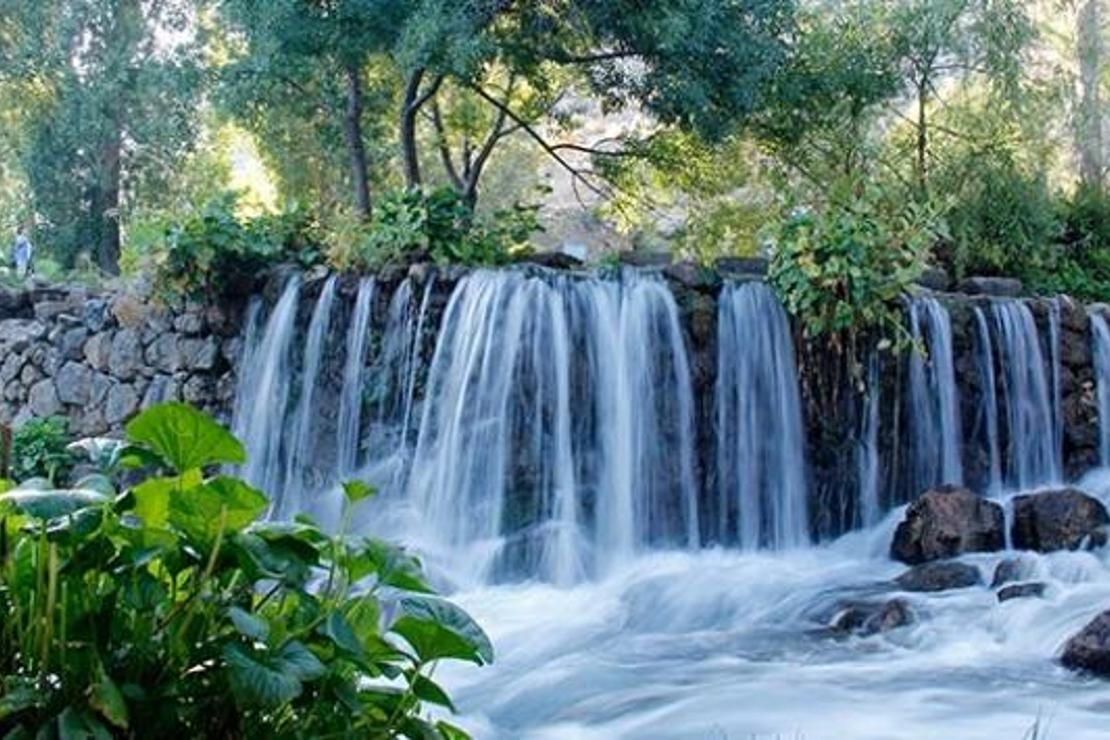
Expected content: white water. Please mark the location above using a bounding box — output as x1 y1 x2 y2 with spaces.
337 277 375 477
992 302 1060 489
717 282 809 548
858 353 881 527
432 473 1110 739
974 307 1003 494
908 296 963 489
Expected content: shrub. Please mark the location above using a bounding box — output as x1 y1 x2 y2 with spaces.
768 179 935 342
10 416 73 485
0 402 490 738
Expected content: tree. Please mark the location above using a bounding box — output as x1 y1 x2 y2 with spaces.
0 0 205 274
1077 0 1105 189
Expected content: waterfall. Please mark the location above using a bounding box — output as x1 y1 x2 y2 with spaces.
857 353 881 528
277 276 338 517
907 296 963 491
1091 312 1110 465
336 278 376 476
236 276 301 499
973 307 1002 494
405 269 698 583
991 301 1058 489
715 282 809 550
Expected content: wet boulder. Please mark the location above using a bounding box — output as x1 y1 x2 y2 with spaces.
895 561 982 592
990 557 1030 588
891 486 1005 564
829 598 915 637
1062 610 1110 676
997 582 1046 602
1011 489 1109 553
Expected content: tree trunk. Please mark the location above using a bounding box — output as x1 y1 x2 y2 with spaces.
344 62 372 219
1078 0 1105 189
98 107 123 276
401 70 425 188
916 80 929 198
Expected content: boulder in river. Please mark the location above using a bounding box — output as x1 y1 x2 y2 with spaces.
990 557 1029 588
891 486 1005 564
1011 489 1109 553
895 561 982 592
997 582 1046 602
1062 610 1110 676
830 598 915 637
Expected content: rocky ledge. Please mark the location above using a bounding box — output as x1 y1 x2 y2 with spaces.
0 283 244 435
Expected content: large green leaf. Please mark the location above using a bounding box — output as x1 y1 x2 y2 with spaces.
228 606 270 642
168 476 267 544
223 640 325 709
88 668 129 730
0 487 108 520
342 480 376 504
126 402 245 472
67 438 128 472
130 471 201 528
391 596 494 666
349 539 433 593
318 611 363 657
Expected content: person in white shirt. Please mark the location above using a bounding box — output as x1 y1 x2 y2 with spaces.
11 227 33 278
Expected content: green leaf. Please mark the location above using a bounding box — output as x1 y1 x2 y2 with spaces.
436 721 471 740
88 668 129 729
73 473 115 496
54 706 113 740
391 596 494 665
318 611 363 657
342 480 376 503
130 471 201 528
350 539 433 593
169 476 267 544
0 487 108 520
67 438 128 471
229 606 270 642
126 402 245 472
410 673 455 712
0 677 42 720
223 640 324 709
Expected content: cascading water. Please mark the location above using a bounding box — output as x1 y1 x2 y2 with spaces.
991 301 1059 488
907 296 963 490
227 270 1110 739
857 353 881 527
715 282 809 549
277 275 338 517
1050 298 1065 467
973 307 1003 494
336 278 376 476
1092 311 1110 465
405 269 698 584
235 276 301 499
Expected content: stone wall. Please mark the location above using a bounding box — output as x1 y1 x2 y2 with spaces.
0 283 245 436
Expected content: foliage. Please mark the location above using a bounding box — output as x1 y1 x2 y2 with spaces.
154 194 322 299
0 402 490 738
768 179 936 341
327 188 538 271
10 416 73 486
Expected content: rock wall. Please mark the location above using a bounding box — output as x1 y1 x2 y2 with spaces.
0 283 246 436
1 265 1105 545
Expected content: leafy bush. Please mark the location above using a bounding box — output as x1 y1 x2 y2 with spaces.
327 188 537 272
768 179 935 341
155 194 322 299
0 402 490 738
10 416 73 485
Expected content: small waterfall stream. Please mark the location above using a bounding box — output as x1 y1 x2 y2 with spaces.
857 353 881 527
907 296 963 489
336 278 375 477
715 282 809 549
974 307 1003 494
1092 311 1110 465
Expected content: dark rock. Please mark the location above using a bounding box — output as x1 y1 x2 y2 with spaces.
1011 489 1109 552
895 561 982 592
105 383 140 424
84 332 113 371
715 256 768 276
956 276 1023 297
59 326 88 360
991 558 1029 588
891 485 1006 564
916 267 951 291
142 375 180 408
619 250 672 267
145 333 182 373
173 311 205 336
82 298 109 332
180 336 218 371
0 319 47 353
28 379 61 418
997 582 1046 602
1062 611 1110 676
108 329 143 379
663 261 721 291
0 286 31 316
830 598 915 636
521 252 583 270
32 301 69 322
55 362 93 406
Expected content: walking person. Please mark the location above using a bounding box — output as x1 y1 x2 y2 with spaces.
11 227 33 279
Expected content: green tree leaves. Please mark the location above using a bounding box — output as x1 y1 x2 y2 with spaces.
126 402 246 472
